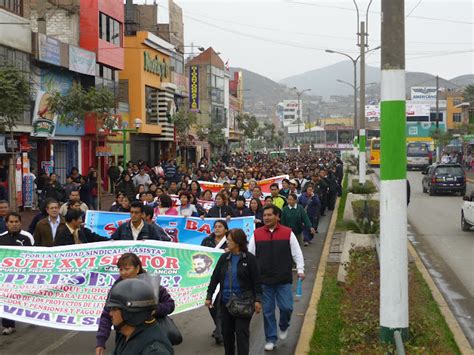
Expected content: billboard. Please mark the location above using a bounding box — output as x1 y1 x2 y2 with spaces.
365 102 430 122
411 87 437 103
189 65 199 112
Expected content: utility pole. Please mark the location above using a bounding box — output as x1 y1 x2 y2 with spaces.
358 20 367 184
307 108 312 149
380 0 408 344
435 75 440 162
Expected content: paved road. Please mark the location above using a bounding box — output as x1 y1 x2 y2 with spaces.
0 214 332 355
407 171 474 346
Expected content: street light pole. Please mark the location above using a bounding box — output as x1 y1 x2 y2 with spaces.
358 20 367 184
380 0 408 343
292 87 311 148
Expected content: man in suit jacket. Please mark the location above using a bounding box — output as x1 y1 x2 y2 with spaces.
54 209 108 246
33 199 64 247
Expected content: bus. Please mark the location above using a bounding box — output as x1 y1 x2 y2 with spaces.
369 138 380 166
406 139 433 170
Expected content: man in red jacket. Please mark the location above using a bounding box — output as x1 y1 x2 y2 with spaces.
248 205 304 351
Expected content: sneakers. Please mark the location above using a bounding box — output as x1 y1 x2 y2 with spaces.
279 328 289 340
264 342 275 351
2 327 16 335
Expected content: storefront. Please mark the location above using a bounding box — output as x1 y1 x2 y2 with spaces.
119 31 176 164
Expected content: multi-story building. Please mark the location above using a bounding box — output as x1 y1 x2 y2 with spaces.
186 47 226 158
278 100 300 127
119 31 175 163
28 0 124 180
445 91 464 130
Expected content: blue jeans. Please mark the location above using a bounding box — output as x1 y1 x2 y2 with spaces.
261 283 294 344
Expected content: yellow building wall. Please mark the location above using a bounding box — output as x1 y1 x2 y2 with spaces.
119 32 172 135
446 95 463 130
321 117 354 127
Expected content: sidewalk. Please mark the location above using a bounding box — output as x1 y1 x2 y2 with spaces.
466 170 474 183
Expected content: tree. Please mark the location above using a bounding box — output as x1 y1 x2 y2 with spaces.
47 82 116 209
0 65 31 211
235 113 259 151
47 82 115 129
463 85 474 103
171 110 198 146
431 127 453 160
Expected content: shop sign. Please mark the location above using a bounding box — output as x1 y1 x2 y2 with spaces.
406 102 430 117
38 33 61 66
0 135 6 154
41 160 54 175
96 146 113 157
69 46 96 76
366 104 380 122
31 90 57 138
189 66 199 112
16 156 22 207
144 52 169 78
6 138 19 151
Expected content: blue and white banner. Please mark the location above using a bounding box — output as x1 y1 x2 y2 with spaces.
84 211 255 246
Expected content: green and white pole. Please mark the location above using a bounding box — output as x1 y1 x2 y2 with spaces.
359 129 366 183
380 0 408 343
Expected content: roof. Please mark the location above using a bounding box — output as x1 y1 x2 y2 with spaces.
186 47 224 69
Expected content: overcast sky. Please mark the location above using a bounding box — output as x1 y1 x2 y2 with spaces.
145 0 473 82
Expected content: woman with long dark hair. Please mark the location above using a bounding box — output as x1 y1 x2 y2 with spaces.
249 197 264 229
201 220 229 345
206 229 262 355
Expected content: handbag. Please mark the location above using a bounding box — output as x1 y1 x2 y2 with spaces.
156 316 183 345
225 259 255 318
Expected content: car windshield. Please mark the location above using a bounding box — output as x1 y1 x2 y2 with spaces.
435 166 463 176
372 142 380 150
407 143 429 155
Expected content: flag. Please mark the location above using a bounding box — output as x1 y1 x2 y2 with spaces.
225 60 230 71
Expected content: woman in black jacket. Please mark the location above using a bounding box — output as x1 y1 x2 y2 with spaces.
205 193 235 220
201 220 229 344
249 197 264 229
206 228 262 355
116 173 136 202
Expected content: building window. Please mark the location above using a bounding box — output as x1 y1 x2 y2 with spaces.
453 98 462 106
453 113 462 123
145 86 159 124
0 0 22 16
99 12 121 46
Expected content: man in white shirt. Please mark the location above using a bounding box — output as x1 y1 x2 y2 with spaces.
59 190 89 216
132 168 152 191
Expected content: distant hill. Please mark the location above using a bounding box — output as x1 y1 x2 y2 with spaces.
280 61 466 99
450 74 474 88
232 63 473 122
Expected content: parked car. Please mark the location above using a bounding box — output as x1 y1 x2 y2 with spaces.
421 163 466 196
461 194 474 231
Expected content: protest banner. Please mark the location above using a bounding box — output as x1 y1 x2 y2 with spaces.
84 212 255 245
0 241 223 331
197 175 289 195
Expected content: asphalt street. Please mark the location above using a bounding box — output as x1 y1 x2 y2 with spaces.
407 171 474 347
0 214 331 355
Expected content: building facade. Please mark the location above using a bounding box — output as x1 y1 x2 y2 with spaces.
119 31 176 164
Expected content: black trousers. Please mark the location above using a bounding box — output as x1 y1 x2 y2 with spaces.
327 192 337 210
209 300 223 340
221 305 251 355
2 318 15 328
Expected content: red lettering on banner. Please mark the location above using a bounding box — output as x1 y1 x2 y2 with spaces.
166 257 179 269
185 220 198 230
59 259 73 268
73 257 96 268
197 224 211 234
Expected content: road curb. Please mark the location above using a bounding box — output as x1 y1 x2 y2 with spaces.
408 242 473 354
294 194 340 354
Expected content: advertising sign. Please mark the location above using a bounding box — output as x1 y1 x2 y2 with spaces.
38 33 61 66
406 102 430 117
365 105 380 122
15 156 22 207
69 46 96 76
411 87 437 103
31 90 57 138
0 135 6 154
189 65 199 112
0 241 223 330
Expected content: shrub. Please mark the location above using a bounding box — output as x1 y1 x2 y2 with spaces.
345 219 380 234
350 179 377 194
351 199 379 221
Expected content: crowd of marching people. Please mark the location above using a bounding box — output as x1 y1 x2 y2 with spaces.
0 150 343 354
